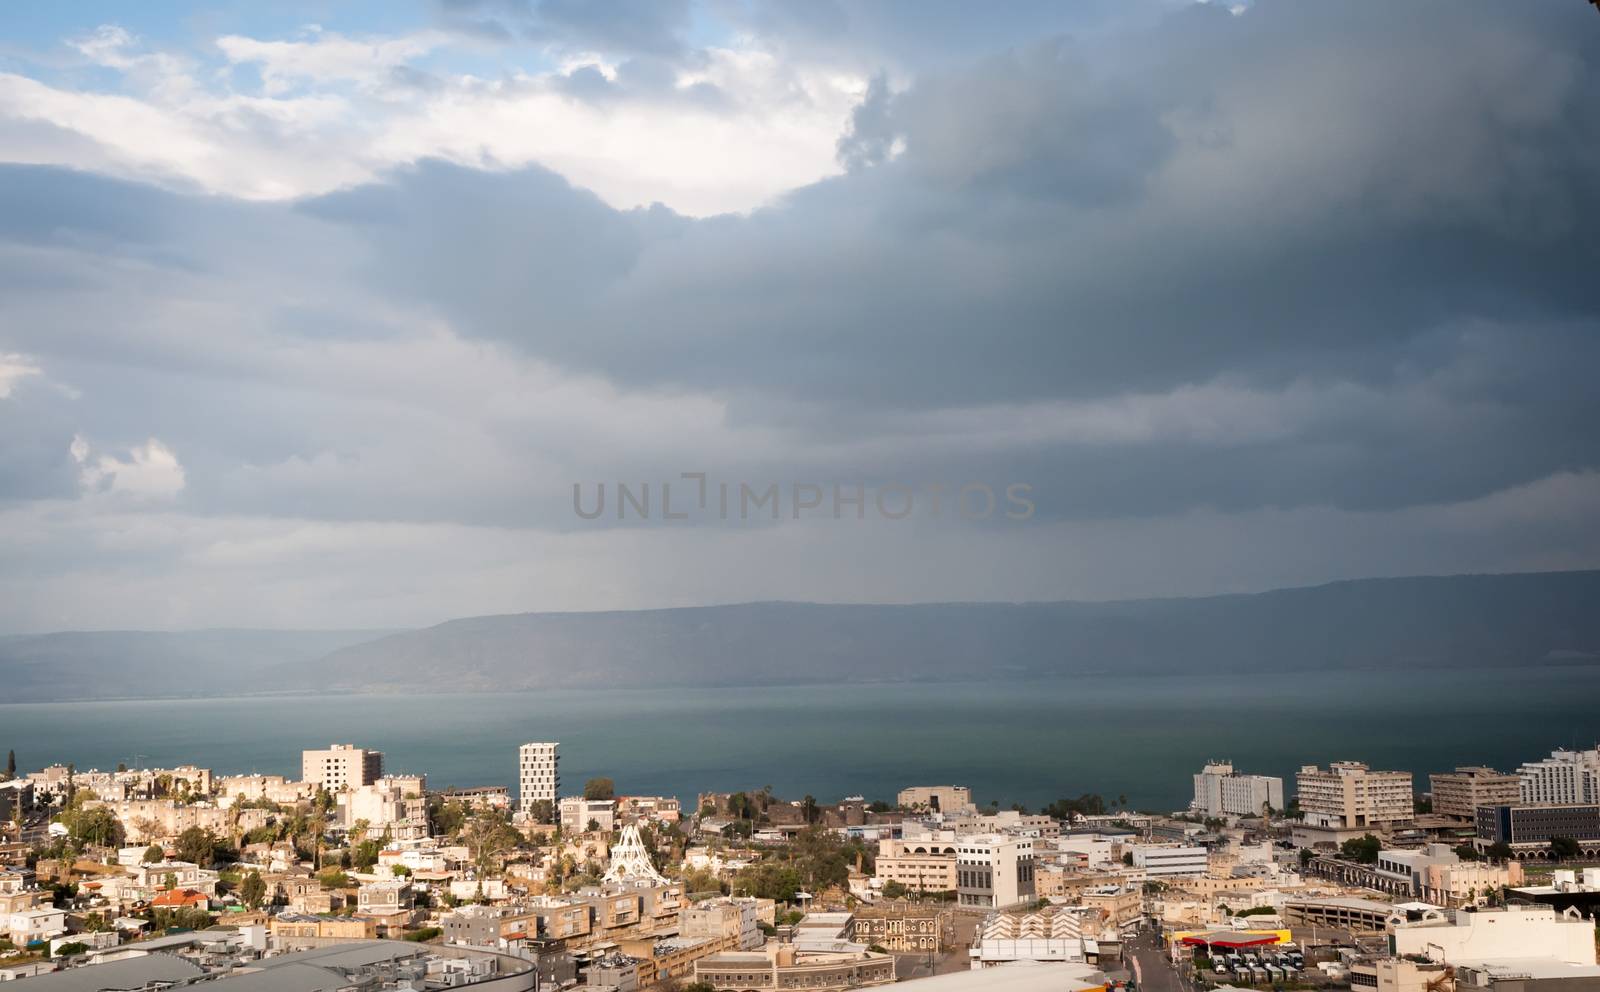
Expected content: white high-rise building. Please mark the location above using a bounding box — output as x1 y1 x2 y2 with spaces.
1518 748 1600 806
955 835 1035 909
1192 761 1285 818
518 742 559 816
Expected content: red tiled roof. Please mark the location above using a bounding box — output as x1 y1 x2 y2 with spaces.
151 888 209 908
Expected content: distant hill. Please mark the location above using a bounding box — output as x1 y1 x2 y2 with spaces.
281 570 1600 694
5 571 1596 702
0 628 395 702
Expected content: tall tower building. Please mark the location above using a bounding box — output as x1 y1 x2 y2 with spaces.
519 742 560 816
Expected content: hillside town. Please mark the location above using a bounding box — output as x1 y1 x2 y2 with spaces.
3 744 1600 992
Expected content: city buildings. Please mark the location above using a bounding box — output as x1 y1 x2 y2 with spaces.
1192 762 1284 819
968 907 1087 967
1128 844 1208 878
301 744 384 791
1475 803 1600 854
874 836 958 894
1429 766 1521 820
693 945 895 992
1518 748 1600 806
897 786 976 815
519 742 560 816
1391 904 1597 967
560 796 617 834
954 835 1035 909
850 904 944 953
1295 761 1413 829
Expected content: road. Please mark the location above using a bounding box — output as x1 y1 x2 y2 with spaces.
1125 922 1185 992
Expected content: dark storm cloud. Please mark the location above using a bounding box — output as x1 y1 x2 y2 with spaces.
4 0 1599 534
278 0 1600 521
721 0 1167 68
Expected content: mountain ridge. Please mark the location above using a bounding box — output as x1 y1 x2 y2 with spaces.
4 570 1597 702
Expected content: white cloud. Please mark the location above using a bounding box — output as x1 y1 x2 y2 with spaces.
72 435 187 500
0 353 41 398
0 25 864 215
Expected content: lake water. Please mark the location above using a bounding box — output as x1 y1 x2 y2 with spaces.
3 668 1596 811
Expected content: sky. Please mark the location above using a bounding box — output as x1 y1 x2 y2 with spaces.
1 0 1598 633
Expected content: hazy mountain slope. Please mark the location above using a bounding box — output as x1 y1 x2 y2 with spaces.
287 570 1600 693
0 628 397 702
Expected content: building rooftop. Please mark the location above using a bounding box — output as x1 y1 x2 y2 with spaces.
4 952 204 992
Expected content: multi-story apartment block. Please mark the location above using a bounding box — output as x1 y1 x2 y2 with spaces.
954 835 1035 909
301 744 384 791
1192 761 1284 818
519 742 560 816
1296 761 1413 829
560 796 617 834
1517 748 1600 806
896 786 976 815
1429 766 1521 820
875 837 958 894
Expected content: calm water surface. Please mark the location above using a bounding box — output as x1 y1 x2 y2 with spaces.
3 669 1595 810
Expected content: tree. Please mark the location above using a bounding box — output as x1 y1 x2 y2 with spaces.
1298 847 1315 867
734 862 803 902
1043 794 1106 820
1453 843 1483 861
1340 834 1381 864
351 839 382 870
240 870 267 909
584 778 616 801
1485 841 1514 862
52 942 89 958
142 844 165 864
881 880 908 900
462 809 523 873
176 827 219 867
5 750 15 780
63 804 125 848
1550 836 1581 861
801 795 818 825
525 799 554 825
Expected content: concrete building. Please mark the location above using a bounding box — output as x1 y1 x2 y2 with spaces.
1392 904 1597 967
969 907 1086 967
1129 844 1208 878
1192 762 1285 819
519 742 560 816
955 835 1035 909
875 837 958 894
681 898 764 950
1476 803 1600 855
560 797 617 834
1282 896 1398 933
1295 761 1413 829
694 946 895 992
301 744 384 791
1518 748 1600 806
851 904 945 952
898 786 976 815
1431 767 1522 820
